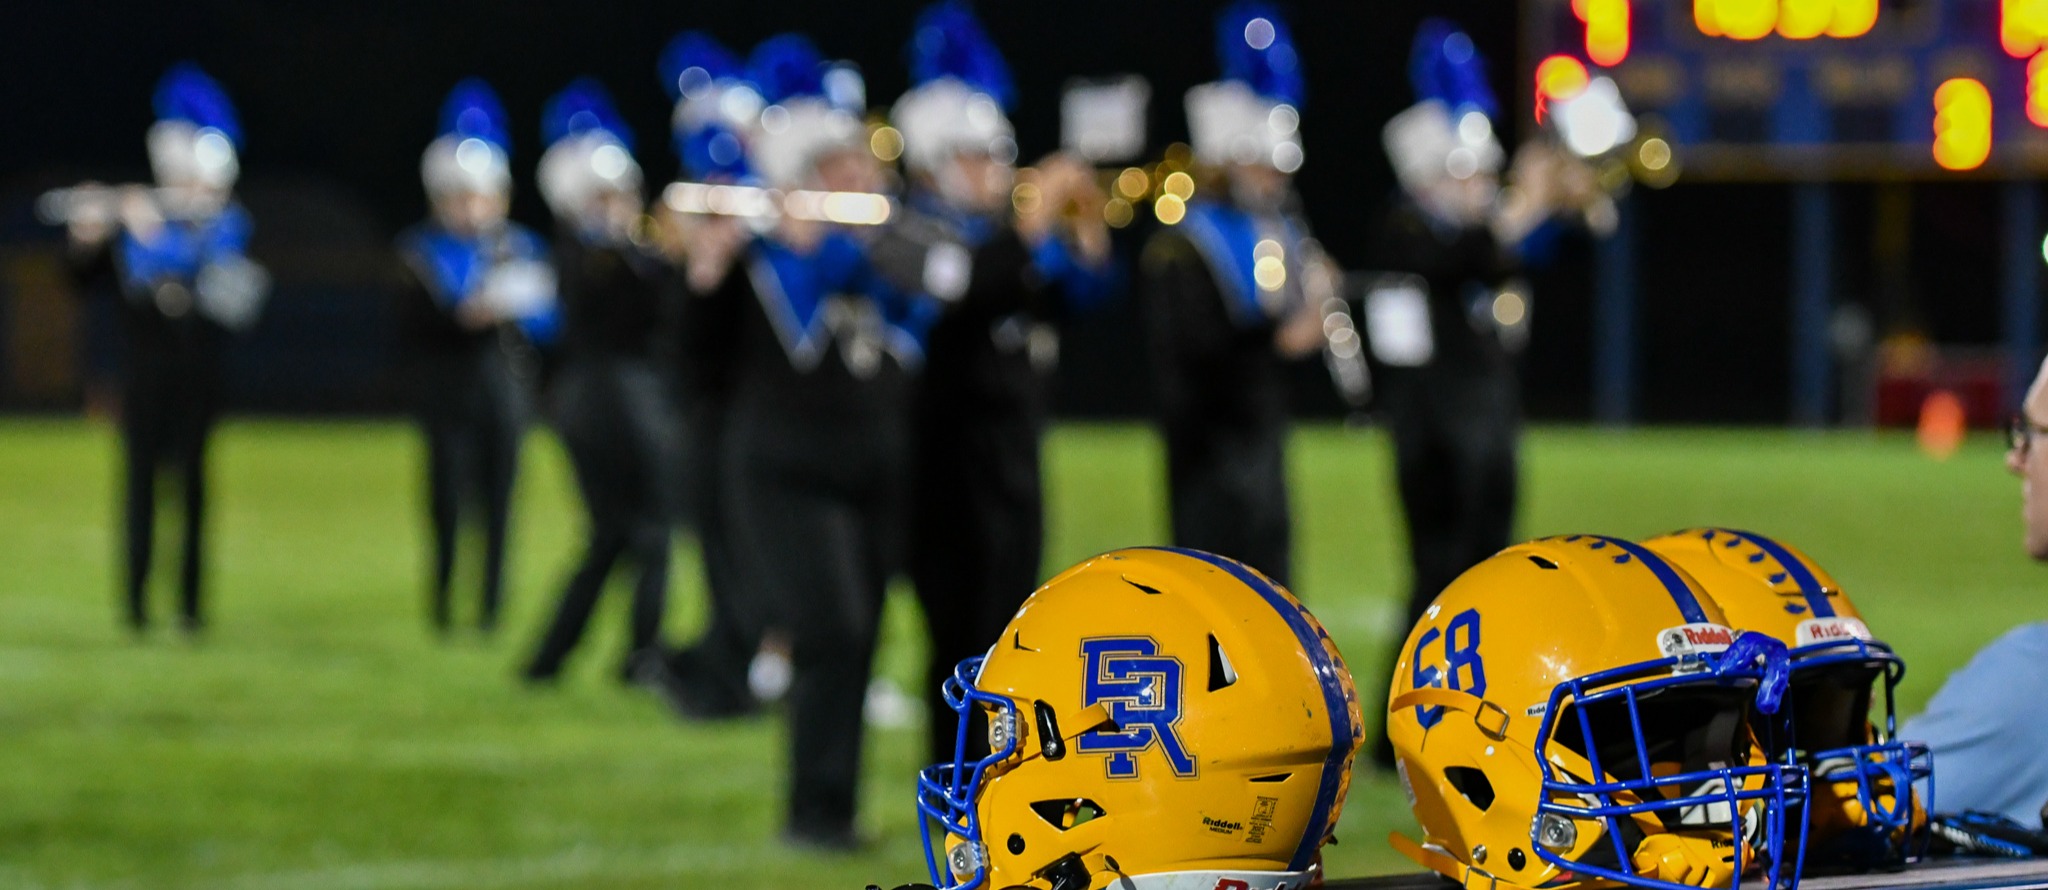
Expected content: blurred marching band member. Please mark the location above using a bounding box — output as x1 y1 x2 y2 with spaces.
653 31 777 717
397 79 561 636
522 80 678 684
669 34 935 848
1365 20 1604 768
875 0 1117 765
63 63 267 635
1142 2 1323 588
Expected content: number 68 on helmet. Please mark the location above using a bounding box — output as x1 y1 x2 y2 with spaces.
1387 535 1811 890
915 548 1366 890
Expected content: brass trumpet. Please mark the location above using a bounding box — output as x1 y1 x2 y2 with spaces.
1009 142 1204 231
1067 143 1371 408
35 183 218 225
659 181 895 227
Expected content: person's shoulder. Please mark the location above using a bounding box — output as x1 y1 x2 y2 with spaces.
1944 620 2048 690
1986 620 2048 661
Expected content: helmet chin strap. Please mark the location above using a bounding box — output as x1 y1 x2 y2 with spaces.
1035 853 1093 890
1713 632 1792 715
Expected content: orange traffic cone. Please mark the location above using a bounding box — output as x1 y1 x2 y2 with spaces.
1918 389 1966 461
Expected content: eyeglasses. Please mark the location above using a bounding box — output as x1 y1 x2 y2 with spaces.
2010 415 2048 455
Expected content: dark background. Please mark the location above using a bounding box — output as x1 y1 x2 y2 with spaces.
0 1 2012 421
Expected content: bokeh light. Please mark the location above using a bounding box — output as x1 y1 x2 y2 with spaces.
1777 0 1833 38
1583 0 1631 66
1536 55 1592 102
2007 0 2048 57
1932 78 1993 171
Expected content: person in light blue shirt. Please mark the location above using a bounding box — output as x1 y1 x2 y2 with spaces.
1900 356 2048 828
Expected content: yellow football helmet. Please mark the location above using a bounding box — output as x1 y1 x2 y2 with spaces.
1643 529 1931 868
1387 535 1809 890
915 548 1366 890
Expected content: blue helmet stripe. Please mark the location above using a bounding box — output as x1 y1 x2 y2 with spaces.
1143 547 1355 873
1725 530 1836 618
1581 535 1711 624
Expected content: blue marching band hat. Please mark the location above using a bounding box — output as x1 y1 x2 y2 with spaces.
160 9 1622 213
422 78 513 196
149 63 242 189
1382 19 1506 191
537 78 643 218
660 31 762 181
743 33 868 189
890 1 1017 174
1185 1 1305 173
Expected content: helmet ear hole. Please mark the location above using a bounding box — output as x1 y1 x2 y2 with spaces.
1443 766 1496 811
1029 799 1107 831
1207 634 1239 691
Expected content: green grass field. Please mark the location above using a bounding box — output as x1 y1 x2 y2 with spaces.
0 419 2039 890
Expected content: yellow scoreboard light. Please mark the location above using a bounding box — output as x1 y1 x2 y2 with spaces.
2030 52 2048 126
1826 0 1879 37
1705 0 1782 39
1779 0 1834 38
1536 54 1592 102
1933 77 1994 171
1694 0 1879 41
1582 0 1631 66
2006 0 2048 57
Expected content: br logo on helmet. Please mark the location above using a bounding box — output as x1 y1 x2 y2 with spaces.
1078 637 1197 779
915 547 1361 890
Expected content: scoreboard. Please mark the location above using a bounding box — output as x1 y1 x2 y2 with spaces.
1522 0 2048 179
